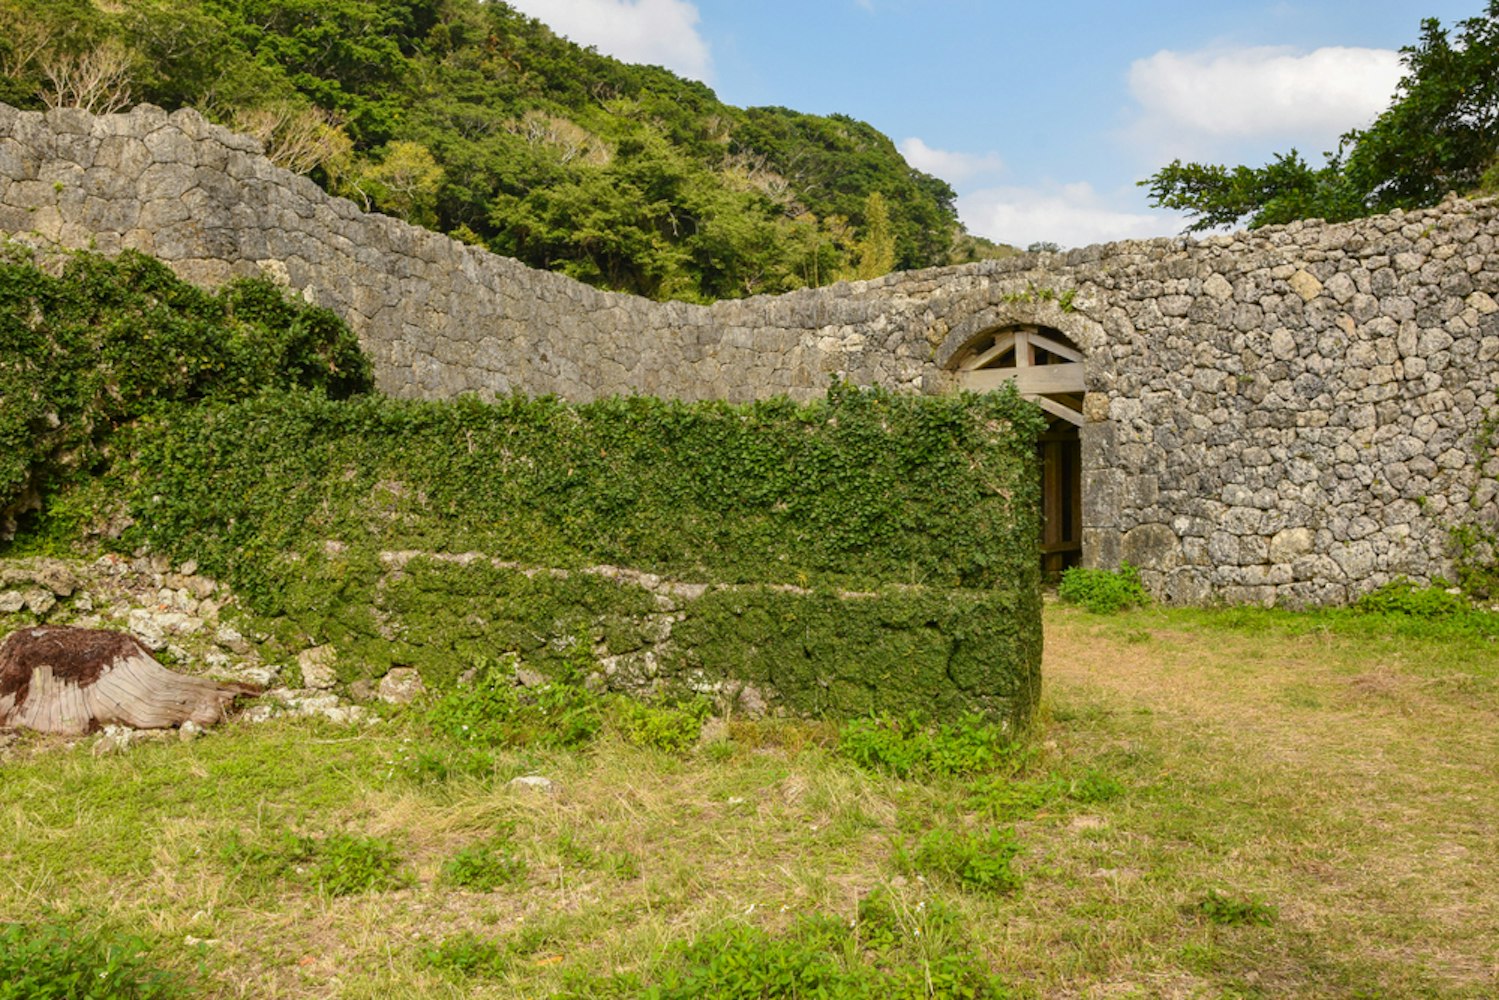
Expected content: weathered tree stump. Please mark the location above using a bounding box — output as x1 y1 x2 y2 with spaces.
0 627 258 735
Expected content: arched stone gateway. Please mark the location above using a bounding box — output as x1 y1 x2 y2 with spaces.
949 323 1086 575
3 102 1497 606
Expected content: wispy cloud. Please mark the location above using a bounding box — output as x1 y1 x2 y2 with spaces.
898 138 1004 184
506 0 712 82
959 181 1183 250
1126 44 1403 161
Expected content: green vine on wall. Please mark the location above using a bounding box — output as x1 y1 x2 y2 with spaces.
998 283 1078 313
1449 408 1499 599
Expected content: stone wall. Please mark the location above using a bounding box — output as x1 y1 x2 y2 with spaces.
2 103 1497 606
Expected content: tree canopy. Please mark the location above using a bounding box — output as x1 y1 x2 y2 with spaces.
1142 1 1499 232
0 0 978 300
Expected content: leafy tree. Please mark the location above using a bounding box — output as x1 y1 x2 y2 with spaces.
348 140 445 226
1143 2 1499 231
852 192 896 280
0 0 966 301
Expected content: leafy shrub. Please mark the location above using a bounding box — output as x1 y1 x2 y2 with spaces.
1197 889 1276 927
610 697 710 753
0 248 369 537
905 827 1023 896
1057 562 1150 614
426 656 603 750
838 714 1026 779
0 918 186 1000
441 838 528 891
419 932 511 979
1354 578 1470 618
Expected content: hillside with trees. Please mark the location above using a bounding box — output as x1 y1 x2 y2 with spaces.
0 0 992 301
1143 1 1499 231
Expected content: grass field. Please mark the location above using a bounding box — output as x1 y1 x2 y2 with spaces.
2 602 1497 998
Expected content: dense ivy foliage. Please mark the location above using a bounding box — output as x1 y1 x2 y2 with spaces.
48 382 1046 721
108 383 1044 601
0 0 993 299
0 248 370 538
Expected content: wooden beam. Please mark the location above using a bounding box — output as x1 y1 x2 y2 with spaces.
1027 331 1083 363
1033 394 1086 426
1013 329 1033 367
961 332 1015 371
960 363 1085 396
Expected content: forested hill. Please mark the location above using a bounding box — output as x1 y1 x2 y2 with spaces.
0 0 1008 301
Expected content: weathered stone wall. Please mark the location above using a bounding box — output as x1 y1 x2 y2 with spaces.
2 103 1497 606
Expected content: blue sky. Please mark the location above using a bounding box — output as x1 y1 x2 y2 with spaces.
505 1 1483 248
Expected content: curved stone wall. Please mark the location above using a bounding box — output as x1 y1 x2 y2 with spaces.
2 103 1496 606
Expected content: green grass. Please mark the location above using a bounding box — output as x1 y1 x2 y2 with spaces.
2 603 1497 997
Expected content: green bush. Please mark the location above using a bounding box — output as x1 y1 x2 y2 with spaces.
905 827 1024 896
78 382 1044 724
1058 562 1150 613
0 248 369 538
0 918 186 1000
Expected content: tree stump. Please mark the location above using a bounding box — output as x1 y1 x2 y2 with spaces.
0 627 259 735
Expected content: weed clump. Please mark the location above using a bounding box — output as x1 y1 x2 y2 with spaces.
219 828 410 896
1354 578 1471 618
837 713 1025 779
426 655 602 750
610 697 710 753
0 918 187 1000
903 826 1024 896
419 932 511 979
441 837 528 891
1196 889 1276 926
566 889 1009 997
1058 562 1150 613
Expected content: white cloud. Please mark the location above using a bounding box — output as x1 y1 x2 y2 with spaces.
1127 44 1403 160
505 0 712 82
898 138 1004 183
959 182 1183 251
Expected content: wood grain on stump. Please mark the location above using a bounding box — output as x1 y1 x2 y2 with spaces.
0 627 259 735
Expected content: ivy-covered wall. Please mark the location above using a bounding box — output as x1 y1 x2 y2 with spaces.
82 382 1046 725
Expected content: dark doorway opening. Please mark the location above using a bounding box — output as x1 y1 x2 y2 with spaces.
1039 417 1082 578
